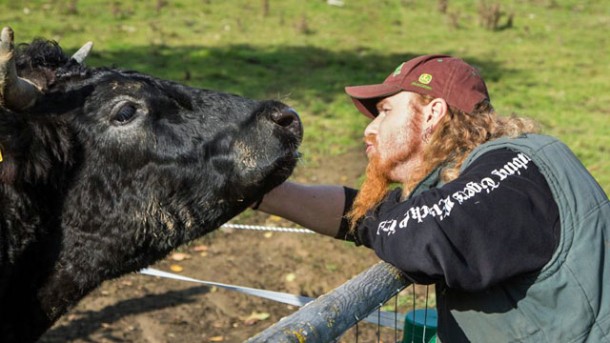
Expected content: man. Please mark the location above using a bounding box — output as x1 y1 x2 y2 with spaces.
255 55 610 342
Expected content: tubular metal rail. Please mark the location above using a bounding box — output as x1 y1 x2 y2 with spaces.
246 261 411 342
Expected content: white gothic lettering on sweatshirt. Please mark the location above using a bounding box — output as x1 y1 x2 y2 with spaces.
376 153 533 236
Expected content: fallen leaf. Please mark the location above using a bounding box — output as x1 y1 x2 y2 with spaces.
209 336 224 342
242 311 270 325
170 264 183 272
269 215 282 222
285 273 296 282
192 244 209 252
171 252 190 261
263 232 273 238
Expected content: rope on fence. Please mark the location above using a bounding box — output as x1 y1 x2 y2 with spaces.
221 223 315 234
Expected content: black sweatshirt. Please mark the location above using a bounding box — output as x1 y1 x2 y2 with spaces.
337 149 560 291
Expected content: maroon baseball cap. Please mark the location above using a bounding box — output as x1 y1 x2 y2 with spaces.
345 54 490 118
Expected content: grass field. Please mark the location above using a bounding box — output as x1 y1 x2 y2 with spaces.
1 0 608 193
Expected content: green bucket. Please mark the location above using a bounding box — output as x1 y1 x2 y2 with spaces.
402 308 437 343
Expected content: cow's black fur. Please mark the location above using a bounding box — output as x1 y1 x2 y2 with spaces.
0 39 301 342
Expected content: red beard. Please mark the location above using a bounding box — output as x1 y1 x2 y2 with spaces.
346 153 391 229
347 127 423 230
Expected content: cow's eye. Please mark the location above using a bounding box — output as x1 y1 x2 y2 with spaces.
112 103 138 125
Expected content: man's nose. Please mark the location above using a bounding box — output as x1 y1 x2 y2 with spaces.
364 116 381 137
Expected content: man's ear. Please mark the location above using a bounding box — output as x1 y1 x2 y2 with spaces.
424 98 448 128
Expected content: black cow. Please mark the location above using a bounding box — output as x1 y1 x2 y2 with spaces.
0 27 302 342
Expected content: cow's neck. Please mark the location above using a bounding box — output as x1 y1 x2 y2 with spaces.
37 220 186 322
34 196 244 334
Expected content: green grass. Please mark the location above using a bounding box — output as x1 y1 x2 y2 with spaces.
2 0 608 192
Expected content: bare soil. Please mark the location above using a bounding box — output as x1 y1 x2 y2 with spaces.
39 148 417 343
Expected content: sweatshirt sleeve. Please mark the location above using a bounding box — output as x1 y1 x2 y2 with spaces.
353 149 560 291
334 186 360 242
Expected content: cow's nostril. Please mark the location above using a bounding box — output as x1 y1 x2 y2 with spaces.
271 107 303 140
272 108 297 127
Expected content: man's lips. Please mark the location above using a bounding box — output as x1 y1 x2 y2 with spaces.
365 142 376 157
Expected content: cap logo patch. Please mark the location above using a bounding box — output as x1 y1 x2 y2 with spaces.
411 73 433 90
418 73 432 85
392 63 405 76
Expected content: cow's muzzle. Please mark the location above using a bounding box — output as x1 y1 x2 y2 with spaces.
269 107 303 144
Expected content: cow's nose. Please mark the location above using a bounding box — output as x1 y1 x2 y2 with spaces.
271 107 303 141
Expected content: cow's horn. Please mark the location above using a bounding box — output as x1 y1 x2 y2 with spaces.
71 41 93 64
0 26 42 111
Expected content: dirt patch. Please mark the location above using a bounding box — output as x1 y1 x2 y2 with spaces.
39 148 417 343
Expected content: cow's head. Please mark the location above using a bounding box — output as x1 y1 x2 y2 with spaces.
0 27 301 337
